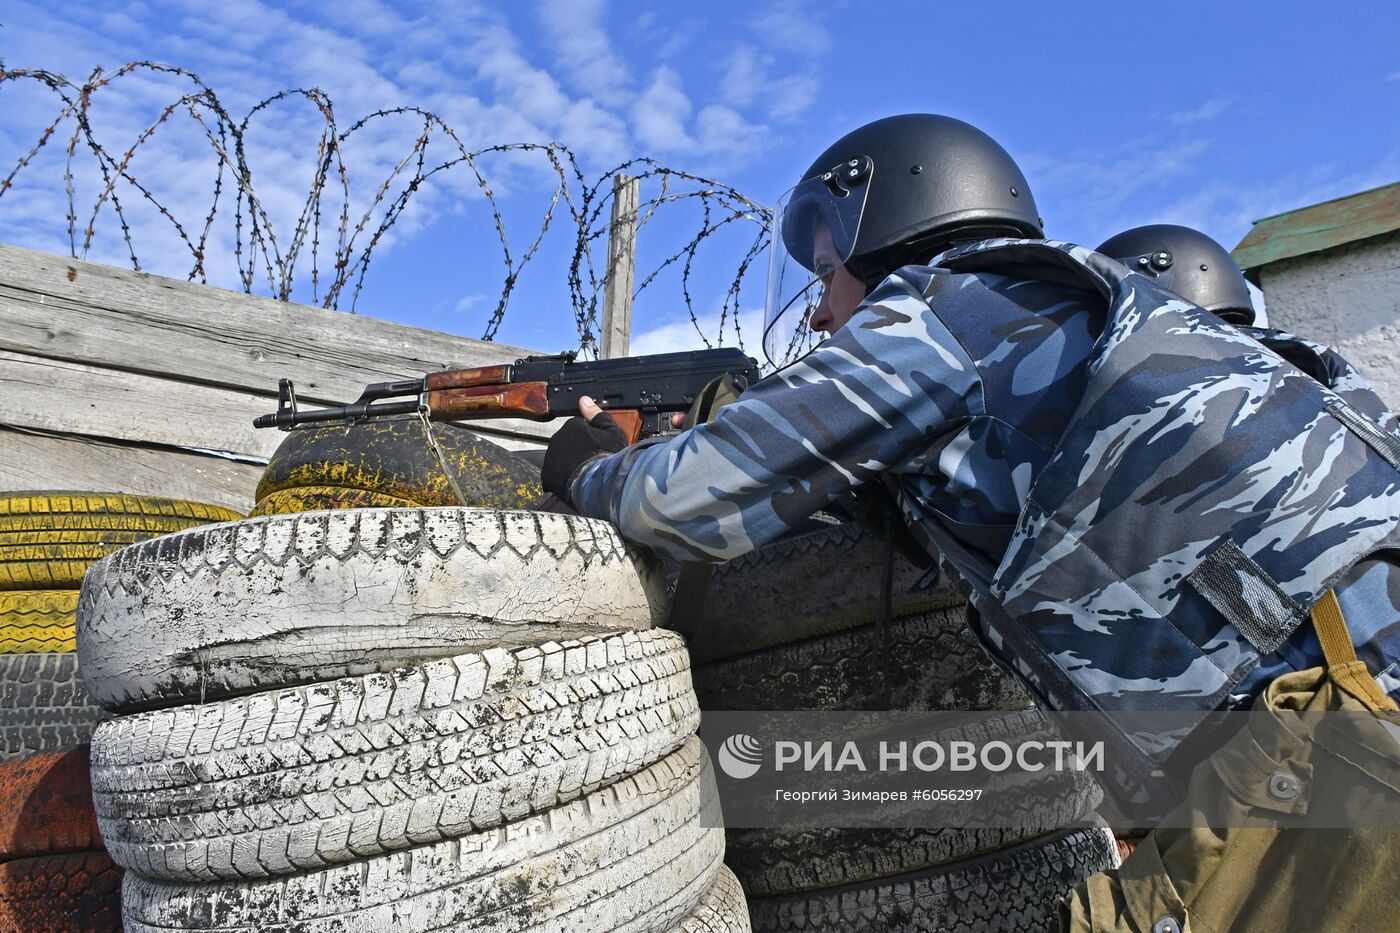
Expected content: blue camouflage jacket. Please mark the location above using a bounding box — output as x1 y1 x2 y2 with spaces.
572 238 1400 789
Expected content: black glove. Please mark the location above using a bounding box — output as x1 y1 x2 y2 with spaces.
541 411 628 506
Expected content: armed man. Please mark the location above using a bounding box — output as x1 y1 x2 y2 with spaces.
543 115 1400 931
1098 222 1400 436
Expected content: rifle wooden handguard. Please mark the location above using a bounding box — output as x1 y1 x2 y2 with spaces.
425 383 551 421
424 366 513 391
426 384 644 444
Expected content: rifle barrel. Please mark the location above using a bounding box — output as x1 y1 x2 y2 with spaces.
253 396 420 429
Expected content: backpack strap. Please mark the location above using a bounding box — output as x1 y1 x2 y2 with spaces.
1310 589 1399 711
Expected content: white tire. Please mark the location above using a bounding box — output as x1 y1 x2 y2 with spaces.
121 737 725 933
670 865 751 932
92 629 699 883
77 508 666 710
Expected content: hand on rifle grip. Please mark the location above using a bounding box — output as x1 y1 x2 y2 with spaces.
540 397 629 507
578 397 604 421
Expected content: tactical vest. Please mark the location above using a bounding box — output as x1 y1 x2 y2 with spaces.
935 238 1400 804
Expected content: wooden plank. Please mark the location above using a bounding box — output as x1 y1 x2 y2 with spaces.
0 242 552 406
601 175 639 359
0 350 278 458
1233 181 1400 272
0 350 554 458
0 427 263 514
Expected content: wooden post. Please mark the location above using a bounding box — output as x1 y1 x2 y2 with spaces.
601 174 639 359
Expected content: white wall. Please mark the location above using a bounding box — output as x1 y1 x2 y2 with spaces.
1257 231 1400 409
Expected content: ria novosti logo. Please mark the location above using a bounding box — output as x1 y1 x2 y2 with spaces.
717 733 764 779
714 731 1105 779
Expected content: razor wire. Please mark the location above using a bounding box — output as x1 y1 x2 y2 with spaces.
0 62 774 357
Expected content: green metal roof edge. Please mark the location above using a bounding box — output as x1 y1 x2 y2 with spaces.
1232 180 1400 271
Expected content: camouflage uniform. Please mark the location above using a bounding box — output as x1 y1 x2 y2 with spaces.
571 238 1400 798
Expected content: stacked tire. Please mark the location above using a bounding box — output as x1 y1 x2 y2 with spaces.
0 493 242 760
686 522 1117 932
249 421 544 515
77 507 751 931
0 747 122 931
0 492 241 930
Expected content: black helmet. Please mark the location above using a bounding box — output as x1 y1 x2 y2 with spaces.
783 113 1042 284
1096 224 1255 324
764 114 1042 365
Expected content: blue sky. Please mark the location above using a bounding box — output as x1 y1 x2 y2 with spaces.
2 0 1398 357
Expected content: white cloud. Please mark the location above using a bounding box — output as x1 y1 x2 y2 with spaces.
652 25 695 64
714 2 828 126
1024 136 1214 223
470 26 574 128
556 98 632 165
631 67 694 151
694 104 767 160
631 300 768 358
454 293 488 312
719 45 818 122
395 59 454 89
537 0 632 106
0 8 478 301
1166 97 1233 126
630 317 714 355
752 0 832 55
627 68 769 166
719 47 764 110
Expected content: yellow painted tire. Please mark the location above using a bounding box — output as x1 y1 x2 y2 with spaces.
0 591 80 654
255 420 543 510
249 486 422 517
0 493 244 591
0 530 168 547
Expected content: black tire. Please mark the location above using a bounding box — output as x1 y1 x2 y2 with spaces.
691 606 1032 712
0 653 107 760
746 825 1118 932
682 522 964 666
255 419 543 509
0 850 123 932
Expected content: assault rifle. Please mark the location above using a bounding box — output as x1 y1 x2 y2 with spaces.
252 347 763 443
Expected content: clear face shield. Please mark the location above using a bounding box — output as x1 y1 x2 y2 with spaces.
763 155 874 367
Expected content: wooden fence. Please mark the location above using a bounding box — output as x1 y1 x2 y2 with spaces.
0 244 550 513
